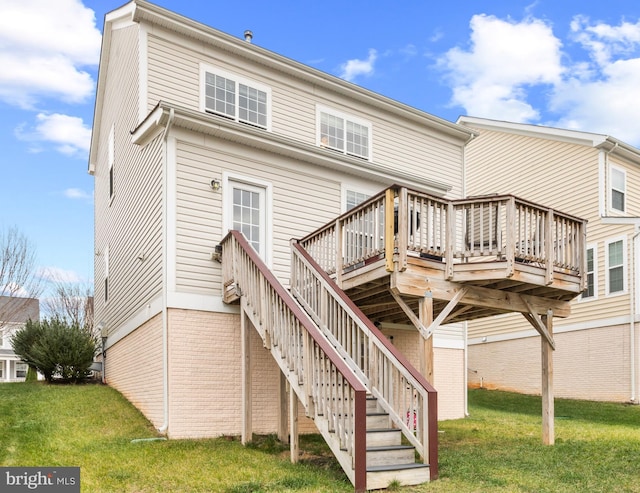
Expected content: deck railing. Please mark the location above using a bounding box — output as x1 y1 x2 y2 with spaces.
299 186 586 288
291 240 438 475
221 231 368 491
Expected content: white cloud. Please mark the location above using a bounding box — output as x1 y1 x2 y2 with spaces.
64 188 93 202
15 113 92 158
0 0 101 108
439 14 563 122
439 13 640 146
39 267 83 284
339 49 378 82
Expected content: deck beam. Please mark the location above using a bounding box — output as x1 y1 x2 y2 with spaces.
392 270 571 318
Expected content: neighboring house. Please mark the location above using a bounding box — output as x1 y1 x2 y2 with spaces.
459 115 640 405
0 296 39 382
89 2 585 488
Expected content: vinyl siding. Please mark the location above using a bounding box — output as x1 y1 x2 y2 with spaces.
464 126 636 339
174 137 348 293
94 24 164 336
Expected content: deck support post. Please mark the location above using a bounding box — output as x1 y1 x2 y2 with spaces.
240 305 252 445
541 310 554 445
278 373 288 443
419 291 434 384
289 384 299 463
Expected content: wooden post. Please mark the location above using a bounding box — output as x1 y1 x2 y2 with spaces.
278 373 288 443
419 292 434 384
289 385 299 463
241 306 252 445
541 309 554 445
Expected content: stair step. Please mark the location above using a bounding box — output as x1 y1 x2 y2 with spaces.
366 462 430 490
366 397 381 413
366 428 402 447
366 412 390 429
366 445 416 467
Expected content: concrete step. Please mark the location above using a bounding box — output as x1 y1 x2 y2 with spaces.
366 444 416 467
366 462 430 490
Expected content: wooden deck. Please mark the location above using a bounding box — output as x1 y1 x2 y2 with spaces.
300 186 587 326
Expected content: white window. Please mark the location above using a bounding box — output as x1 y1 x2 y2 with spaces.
16 362 27 379
610 166 626 213
108 124 115 200
346 190 371 211
606 238 626 295
224 175 272 264
580 245 597 300
318 106 371 160
0 361 4 379
201 65 271 130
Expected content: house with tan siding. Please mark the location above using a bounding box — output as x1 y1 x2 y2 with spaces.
459 116 640 406
89 2 586 489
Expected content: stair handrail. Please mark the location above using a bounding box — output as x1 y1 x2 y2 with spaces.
291 239 439 479
221 230 368 491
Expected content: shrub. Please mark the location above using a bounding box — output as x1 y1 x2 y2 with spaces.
12 317 98 383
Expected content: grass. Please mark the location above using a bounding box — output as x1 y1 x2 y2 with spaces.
1 383 639 492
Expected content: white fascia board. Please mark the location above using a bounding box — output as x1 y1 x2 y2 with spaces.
457 116 609 147
141 102 454 195
132 0 472 144
88 1 138 174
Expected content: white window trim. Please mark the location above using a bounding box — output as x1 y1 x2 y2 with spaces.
199 64 272 131
342 183 380 213
609 164 626 214
605 236 627 296
578 243 598 302
222 172 273 267
316 104 372 161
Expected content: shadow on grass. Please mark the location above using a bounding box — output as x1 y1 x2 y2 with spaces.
469 388 640 426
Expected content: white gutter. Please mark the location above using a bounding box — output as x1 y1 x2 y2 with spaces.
158 107 175 433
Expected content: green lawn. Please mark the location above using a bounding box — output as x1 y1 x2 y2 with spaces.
1 383 639 492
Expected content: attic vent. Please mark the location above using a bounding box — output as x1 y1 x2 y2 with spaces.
244 30 253 43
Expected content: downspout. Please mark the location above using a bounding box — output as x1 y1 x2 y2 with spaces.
461 130 475 417
628 213 637 402
602 142 636 403
158 107 175 433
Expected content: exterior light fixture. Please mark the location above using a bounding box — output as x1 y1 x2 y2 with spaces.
210 179 221 191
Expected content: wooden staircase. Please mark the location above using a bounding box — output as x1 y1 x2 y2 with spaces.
221 230 436 491
364 396 430 489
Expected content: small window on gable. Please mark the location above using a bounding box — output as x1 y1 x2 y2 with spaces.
202 66 270 130
610 166 626 213
318 107 371 160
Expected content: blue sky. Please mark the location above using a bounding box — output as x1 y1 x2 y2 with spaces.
1 0 639 295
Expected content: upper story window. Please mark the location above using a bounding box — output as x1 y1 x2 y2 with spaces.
318 106 371 160
610 166 626 213
201 65 271 130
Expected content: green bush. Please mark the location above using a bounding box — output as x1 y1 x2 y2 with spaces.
12 317 98 383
